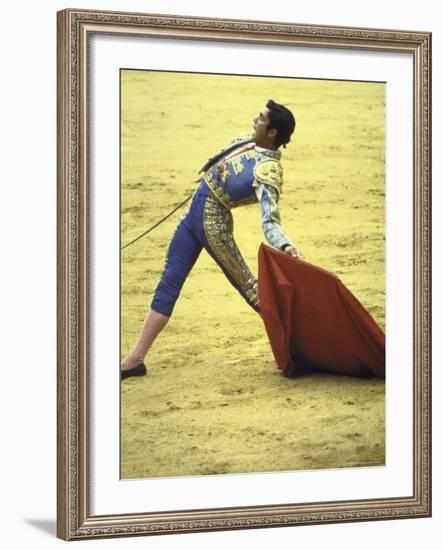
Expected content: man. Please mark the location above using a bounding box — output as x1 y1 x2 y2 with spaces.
121 99 300 379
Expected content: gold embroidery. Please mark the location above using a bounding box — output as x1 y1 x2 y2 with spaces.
203 194 259 309
230 156 245 175
203 174 234 209
203 147 282 210
254 159 283 195
220 165 230 184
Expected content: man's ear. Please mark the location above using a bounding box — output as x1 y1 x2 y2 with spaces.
268 127 277 139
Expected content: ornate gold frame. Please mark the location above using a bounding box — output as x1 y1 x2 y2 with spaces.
57 8 431 540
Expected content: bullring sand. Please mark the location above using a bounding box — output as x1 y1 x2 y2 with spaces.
120 70 385 478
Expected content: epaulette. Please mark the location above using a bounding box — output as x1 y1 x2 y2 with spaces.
254 159 283 195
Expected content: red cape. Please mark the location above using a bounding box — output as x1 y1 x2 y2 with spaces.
258 244 385 378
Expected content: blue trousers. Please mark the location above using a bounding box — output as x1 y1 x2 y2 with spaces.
151 182 260 316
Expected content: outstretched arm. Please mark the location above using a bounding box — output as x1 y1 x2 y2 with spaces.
256 184 301 258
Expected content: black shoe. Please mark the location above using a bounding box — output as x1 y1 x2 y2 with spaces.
121 362 147 381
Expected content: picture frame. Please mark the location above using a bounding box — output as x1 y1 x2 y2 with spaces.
57 8 431 540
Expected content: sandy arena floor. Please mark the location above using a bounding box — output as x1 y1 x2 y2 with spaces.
120 70 385 479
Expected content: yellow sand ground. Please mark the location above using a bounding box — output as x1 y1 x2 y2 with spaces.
120 70 385 479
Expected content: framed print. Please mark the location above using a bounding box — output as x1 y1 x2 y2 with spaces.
57 8 431 540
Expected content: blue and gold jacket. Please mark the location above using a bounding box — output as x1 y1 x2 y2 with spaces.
201 136 294 250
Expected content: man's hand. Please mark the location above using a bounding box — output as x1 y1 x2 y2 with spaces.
282 244 302 259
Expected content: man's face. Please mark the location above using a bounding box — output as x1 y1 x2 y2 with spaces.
253 107 277 149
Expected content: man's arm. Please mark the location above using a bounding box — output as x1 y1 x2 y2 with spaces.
254 159 301 257
256 184 301 258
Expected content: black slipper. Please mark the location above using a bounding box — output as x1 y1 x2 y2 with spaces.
121 362 147 381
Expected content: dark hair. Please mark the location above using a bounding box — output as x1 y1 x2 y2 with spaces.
266 99 296 148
